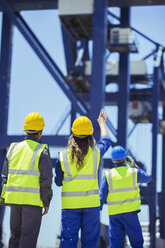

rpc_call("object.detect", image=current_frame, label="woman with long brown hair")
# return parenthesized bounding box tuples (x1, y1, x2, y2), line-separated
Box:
(55, 109, 110, 248)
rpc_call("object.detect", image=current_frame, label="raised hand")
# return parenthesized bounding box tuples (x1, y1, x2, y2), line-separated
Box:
(97, 109, 109, 137)
(97, 109, 107, 126)
(126, 156, 134, 167)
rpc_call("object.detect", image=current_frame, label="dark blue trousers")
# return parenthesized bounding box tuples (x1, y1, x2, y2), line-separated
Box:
(9, 205, 42, 248)
(109, 212, 144, 248)
(61, 207, 100, 248)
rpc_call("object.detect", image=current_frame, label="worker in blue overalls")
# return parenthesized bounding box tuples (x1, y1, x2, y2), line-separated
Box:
(99, 145, 151, 248)
(55, 109, 111, 248)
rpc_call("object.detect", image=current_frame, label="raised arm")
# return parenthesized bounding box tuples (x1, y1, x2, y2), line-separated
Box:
(97, 109, 109, 137)
(126, 155, 151, 184)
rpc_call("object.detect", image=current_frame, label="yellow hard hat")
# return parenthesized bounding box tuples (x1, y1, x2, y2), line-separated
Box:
(24, 112, 45, 131)
(71, 116, 93, 135)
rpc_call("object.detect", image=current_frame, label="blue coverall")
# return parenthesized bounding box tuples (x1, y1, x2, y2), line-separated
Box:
(55, 136, 111, 248)
(99, 164, 151, 248)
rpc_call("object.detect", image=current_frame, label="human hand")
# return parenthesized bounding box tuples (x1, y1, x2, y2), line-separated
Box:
(97, 109, 107, 126)
(42, 206, 49, 216)
(126, 156, 134, 167)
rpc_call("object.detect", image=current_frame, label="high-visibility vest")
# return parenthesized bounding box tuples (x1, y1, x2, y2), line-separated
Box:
(5, 140, 48, 207)
(59, 146, 100, 209)
(105, 166, 141, 215)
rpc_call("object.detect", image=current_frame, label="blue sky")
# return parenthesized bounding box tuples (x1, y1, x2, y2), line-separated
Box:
(1, 4, 165, 247)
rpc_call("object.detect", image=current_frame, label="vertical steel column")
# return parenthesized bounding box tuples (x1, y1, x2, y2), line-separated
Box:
(150, 66, 160, 248)
(0, 12, 13, 180)
(61, 26, 77, 74)
(90, 0, 107, 141)
(159, 107, 165, 239)
(0, 12, 13, 137)
(117, 8, 130, 148)
(70, 106, 76, 134)
(83, 41, 90, 62)
(0, 12, 13, 247)
(61, 27, 78, 134)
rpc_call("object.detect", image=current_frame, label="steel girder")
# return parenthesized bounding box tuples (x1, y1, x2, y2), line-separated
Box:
(0, 12, 13, 136)
(107, 10, 163, 48)
(0, 0, 88, 116)
(0, 0, 89, 151)
(0, 0, 116, 146)
(149, 65, 160, 248)
(61, 26, 80, 133)
(89, 0, 108, 184)
(61, 0, 109, 140)
(0, 0, 165, 12)
(159, 106, 165, 239)
(105, 89, 165, 104)
(117, 7, 130, 148)
(154, 51, 165, 244)
(0, 12, 13, 247)
(89, 0, 108, 141)
(0, 135, 70, 148)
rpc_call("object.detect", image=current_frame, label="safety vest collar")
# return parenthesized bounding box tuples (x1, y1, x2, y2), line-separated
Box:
(7, 143, 18, 164)
(60, 146, 99, 181)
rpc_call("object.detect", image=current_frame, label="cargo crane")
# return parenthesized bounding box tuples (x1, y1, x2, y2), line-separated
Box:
(0, 0, 165, 247)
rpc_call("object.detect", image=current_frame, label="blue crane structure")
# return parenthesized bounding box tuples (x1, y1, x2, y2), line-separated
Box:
(0, 0, 165, 247)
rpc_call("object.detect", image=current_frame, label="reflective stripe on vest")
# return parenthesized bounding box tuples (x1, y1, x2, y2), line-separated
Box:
(8, 143, 43, 177)
(107, 197, 141, 205)
(61, 147, 98, 181)
(7, 143, 18, 163)
(62, 189, 99, 197)
(6, 186, 40, 194)
(107, 168, 139, 194)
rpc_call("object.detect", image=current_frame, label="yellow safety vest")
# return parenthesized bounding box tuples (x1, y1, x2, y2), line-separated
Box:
(59, 146, 100, 209)
(105, 166, 141, 215)
(4, 140, 48, 207)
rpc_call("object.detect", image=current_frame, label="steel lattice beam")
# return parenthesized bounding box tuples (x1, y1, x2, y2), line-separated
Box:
(117, 7, 130, 148)
(89, 0, 108, 140)
(0, 0, 88, 117)
(149, 66, 161, 248)
(0, 0, 165, 12)
(0, 12, 13, 246)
